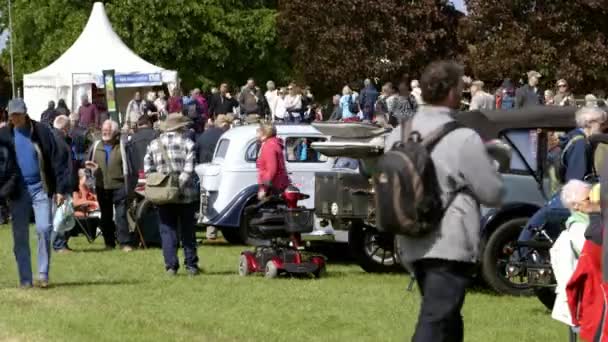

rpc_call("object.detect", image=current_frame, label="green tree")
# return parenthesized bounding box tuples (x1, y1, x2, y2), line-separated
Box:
(0, 0, 291, 91)
(462, 0, 608, 92)
(277, 0, 463, 96)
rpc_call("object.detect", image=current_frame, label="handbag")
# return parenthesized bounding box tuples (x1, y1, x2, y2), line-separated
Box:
(145, 141, 181, 205)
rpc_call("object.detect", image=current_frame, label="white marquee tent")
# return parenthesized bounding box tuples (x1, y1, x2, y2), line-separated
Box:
(24, 2, 178, 121)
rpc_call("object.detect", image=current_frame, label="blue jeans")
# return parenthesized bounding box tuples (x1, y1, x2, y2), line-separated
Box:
(518, 192, 570, 252)
(158, 203, 199, 271)
(10, 182, 53, 285)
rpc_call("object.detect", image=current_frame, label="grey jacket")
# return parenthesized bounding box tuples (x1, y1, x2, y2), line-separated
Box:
(386, 106, 505, 263)
(515, 84, 543, 108)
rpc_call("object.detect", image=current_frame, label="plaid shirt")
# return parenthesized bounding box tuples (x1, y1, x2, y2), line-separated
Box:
(143, 132, 198, 203)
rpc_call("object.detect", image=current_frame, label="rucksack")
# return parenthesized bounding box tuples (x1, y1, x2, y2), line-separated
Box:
(373, 119, 463, 237)
(500, 89, 516, 109)
(348, 95, 359, 114)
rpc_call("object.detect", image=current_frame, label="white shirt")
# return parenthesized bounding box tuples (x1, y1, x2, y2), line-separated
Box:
(284, 94, 302, 116)
(265, 90, 279, 118)
(274, 96, 287, 119)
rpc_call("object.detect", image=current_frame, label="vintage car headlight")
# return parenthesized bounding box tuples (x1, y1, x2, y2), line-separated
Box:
(331, 203, 339, 216)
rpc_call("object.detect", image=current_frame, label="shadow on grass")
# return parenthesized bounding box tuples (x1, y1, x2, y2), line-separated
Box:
(51, 279, 142, 288)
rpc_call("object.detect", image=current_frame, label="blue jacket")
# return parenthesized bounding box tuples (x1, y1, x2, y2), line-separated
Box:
(0, 117, 71, 197)
(561, 129, 593, 182)
(360, 85, 379, 116)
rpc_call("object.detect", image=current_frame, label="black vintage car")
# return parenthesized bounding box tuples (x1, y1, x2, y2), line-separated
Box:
(311, 106, 577, 300)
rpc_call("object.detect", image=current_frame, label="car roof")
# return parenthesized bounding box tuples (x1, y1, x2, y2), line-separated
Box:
(219, 124, 324, 141)
(454, 106, 577, 140)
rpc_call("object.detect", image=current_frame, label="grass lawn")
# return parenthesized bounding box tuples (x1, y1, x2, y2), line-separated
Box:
(0, 225, 565, 342)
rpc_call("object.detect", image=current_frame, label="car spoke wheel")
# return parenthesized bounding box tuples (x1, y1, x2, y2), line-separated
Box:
(481, 217, 534, 296)
(348, 221, 403, 273)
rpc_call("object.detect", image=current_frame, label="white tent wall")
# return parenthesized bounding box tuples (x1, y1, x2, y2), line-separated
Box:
(23, 86, 56, 121)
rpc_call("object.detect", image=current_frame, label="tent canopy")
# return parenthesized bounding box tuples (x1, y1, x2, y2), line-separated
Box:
(24, 2, 177, 119)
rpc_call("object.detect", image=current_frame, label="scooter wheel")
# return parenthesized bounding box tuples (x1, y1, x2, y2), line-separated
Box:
(239, 254, 251, 276)
(265, 260, 279, 279)
(314, 264, 327, 279)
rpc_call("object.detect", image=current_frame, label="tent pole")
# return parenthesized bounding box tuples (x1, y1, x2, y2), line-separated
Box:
(8, 0, 16, 99)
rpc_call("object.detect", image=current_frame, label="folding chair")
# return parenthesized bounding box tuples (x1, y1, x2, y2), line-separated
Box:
(72, 206, 100, 243)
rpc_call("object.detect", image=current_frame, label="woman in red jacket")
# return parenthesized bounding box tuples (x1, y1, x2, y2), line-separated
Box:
(256, 123, 291, 200)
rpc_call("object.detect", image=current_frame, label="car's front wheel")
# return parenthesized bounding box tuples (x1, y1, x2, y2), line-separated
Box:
(348, 220, 403, 273)
(481, 217, 535, 296)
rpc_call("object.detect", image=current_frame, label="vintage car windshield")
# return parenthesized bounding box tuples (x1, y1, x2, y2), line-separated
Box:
(502, 129, 538, 172)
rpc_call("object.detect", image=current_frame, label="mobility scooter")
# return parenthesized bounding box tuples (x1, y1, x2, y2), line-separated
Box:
(238, 186, 327, 278)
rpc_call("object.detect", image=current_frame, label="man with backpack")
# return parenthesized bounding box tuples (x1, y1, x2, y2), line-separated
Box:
(383, 61, 504, 342)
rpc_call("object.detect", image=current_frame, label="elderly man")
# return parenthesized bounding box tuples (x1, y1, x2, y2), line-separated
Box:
(265, 81, 278, 120)
(0, 99, 71, 288)
(239, 78, 264, 120)
(518, 106, 606, 249)
(78, 95, 100, 129)
(125, 92, 144, 131)
(144, 113, 200, 275)
(516, 70, 544, 108)
(127, 115, 158, 175)
(51, 115, 76, 253)
(554, 79, 576, 107)
(469, 80, 495, 110)
(209, 83, 239, 118)
(360, 79, 379, 122)
(87, 120, 134, 251)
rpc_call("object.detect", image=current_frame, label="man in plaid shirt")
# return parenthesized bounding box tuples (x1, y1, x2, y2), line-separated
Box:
(144, 113, 200, 276)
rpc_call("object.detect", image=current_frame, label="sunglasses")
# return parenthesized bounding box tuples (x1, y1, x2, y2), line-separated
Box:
(558, 84, 567, 87)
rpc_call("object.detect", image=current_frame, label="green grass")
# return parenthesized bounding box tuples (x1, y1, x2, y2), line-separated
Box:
(0, 225, 565, 342)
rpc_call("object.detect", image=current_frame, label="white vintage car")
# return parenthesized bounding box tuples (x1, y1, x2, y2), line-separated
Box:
(195, 124, 334, 244)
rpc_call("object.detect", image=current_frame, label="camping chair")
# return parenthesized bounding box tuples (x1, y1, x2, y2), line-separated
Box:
(72, 206, 101, 243)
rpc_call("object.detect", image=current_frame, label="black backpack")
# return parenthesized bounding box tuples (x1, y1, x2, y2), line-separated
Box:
(373, 119, 462, 237)
(348, 95, 359, 114)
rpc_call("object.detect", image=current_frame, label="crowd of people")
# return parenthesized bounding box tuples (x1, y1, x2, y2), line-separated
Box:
(2, 67, 608, 341)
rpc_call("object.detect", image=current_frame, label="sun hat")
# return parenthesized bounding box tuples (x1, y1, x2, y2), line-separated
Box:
(160, 113, 191, 132)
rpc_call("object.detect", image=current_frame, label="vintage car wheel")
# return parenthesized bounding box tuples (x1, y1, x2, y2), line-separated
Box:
(348, 221, 403, 273)
(481, 217, 535, 296)
(534, 287, 556, 311)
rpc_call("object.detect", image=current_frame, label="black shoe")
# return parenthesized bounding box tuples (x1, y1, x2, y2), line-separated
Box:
(166, 269, 177, 277)
(186, 267, 200, 277)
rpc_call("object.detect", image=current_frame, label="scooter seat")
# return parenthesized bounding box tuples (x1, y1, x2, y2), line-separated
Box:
(254, 224, 290, 238)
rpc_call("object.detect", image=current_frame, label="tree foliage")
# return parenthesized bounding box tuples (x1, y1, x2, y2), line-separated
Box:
(278, 0, 463, 95)
(462, 0, 608, 92)
(0, 0, 290, 91)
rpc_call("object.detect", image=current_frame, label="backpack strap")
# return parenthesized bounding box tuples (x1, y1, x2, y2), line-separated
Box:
(422, 121, 463, 152)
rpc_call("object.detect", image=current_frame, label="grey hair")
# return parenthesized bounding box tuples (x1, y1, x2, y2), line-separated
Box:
(575, 106, 606, 128)
(266, 80, 275, 88)
(103, 119, 120, 134)
(560, 179, 591, 210)
(53, 115, 70, 130)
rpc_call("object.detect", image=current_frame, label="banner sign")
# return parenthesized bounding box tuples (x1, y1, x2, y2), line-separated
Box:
(102, 69, 119, 123)
(115, 73, 162, 86)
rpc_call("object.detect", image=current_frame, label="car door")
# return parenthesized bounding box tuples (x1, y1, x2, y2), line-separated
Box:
(281, 134, 332, 209)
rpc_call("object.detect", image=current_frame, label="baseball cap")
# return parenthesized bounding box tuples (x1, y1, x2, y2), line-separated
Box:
(7, 98, 27, 115)
(527, 70, 542, 79)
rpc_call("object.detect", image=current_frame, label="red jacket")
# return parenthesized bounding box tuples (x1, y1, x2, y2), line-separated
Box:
(567, 241, 604, 341)
(257, 136, 290, 193)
